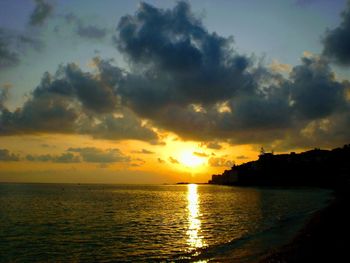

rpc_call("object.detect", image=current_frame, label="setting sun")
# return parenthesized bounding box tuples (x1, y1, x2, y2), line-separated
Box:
(179, 150, 207, 168)
(1, 0, 349, 262)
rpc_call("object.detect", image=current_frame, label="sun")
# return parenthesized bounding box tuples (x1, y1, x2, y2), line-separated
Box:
(179, 150, 206, 168)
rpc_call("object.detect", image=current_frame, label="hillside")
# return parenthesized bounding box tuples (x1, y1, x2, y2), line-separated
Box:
(209, 145, 350, 189)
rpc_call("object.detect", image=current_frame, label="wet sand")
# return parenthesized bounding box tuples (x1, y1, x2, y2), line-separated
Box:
(259, 190, 350, 263)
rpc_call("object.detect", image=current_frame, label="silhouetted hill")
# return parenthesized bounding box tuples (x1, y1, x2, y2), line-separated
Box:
(209, 144, 350, 189)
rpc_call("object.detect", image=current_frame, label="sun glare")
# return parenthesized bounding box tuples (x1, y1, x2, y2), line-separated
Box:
(187, 184, 204, 249)
(179, 150, 206, 168)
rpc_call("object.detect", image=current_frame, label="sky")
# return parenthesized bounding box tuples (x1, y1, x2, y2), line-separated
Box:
(0, 0, 350, 184)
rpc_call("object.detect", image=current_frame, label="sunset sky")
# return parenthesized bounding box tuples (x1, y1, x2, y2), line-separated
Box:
(1, 0, 350, 183)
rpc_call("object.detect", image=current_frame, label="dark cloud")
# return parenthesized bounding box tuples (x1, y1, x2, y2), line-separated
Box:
(201, 141, 222, 150)
(207, 142, 222, 149)
(168, 157, 179, 164)
(77, 25, 107, 39)
(0, 28, 44, 69)
(0, 93, 78, 135)
(208, 157, 234, 167)
(113, 2, 348, 148)
(156, 56, 347, 144)
(64, 13, 78, 24)
(26, 153, 80, 163)
(236, 155, 248, 160)
(131, 149, 155, 154)
(289, 57, 346, 119)
(25, 148, 132, 164)
(116, 1, 251, 116)
(0, 29, 20, 69)
(55, 153, 80, 163)
(130, 157, 146, 167)
(68, 147, 130, 163)
(295, 0, 329, 6)
(158, 158, 165, 164)
(63, 13, 107, 40)
(111, 2, 294, 143)
(0, 60, 158, 142)
(0, 149, 20, 161)
(81, 111, 158, 141)
(323, 2, 350, 65)
(2, 1, 350, 151)
(26, 154, 51, 162)
(273, 111, 350, 151)
(33, 62, 121, 114)
(18, 35, 44, 52)
(193, 152, 208, 157)
(29, 0, 53, 26)
(0, 85, 10, 110)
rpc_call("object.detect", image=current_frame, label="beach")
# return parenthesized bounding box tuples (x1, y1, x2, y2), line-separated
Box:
(259, 189, 350, 263)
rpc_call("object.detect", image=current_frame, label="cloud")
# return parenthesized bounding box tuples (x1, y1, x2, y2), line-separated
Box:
(130, 157, 146, 167)
(193, 151, 208, 157)
(0, 149, 20, 161)
(81, 111, 158, 141)
(2, 1, 350, 151)
(40, 143, 55, 148)
(270, 59, 292, 73)
(274, 112, 350, 151)
(0, 92, 78, 135)
(323, 2, 350, 65)
(158, 158, 165, 164)
(112, 2, 295, 143)
(33, 62, 121, 114)
(26, 153, 80, 163)
(77, 25, 107, 39)
(68, 147, 130, 163)
(168, 156, 179, 164)
(0, 84, 10, 110)
(294, 0, 325, 6)
(0, 29, 20, 69)
(236, 155, 248, 160)
(131, 149, 155, 154)
(0, 60, 158, 142)
(29, 0, 53, 26)
(289, 57, 347, 120)
(113, 1, 349, 147)
(25, 148, 132, 164)
(63, 13, 107, 40)
(115, 1, 251, 117)
(0, 28, 44, 69)
(54, 153, 80, 163)
(208, 157, 234, 167)
(201, 141, 222, 150)
(18, 35, 44, 52)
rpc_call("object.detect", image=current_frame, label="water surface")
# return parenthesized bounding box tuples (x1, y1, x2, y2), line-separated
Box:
(0, 183, 330, 262)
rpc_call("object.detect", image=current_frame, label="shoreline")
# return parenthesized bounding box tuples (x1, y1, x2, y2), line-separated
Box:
(258, 190, 350, 262)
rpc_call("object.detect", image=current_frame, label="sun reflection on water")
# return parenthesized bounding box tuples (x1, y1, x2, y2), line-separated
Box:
(187, 184, 204, 250)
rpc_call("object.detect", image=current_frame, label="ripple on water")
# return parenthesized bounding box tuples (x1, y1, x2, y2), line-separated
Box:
(0, 183, 331, 262)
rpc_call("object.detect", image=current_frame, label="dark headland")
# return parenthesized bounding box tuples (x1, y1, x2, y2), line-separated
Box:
(208, 144, 350, 262)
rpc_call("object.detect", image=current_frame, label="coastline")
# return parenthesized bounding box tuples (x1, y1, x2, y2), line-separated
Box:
(258, 190, 350, 262)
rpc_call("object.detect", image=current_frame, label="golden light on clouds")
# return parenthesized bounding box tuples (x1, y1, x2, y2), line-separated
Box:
(269, 59, 292, 74)
(0, 131, 259, 183)
(179, 150, 207, 168)
(156, 135, 211, 175)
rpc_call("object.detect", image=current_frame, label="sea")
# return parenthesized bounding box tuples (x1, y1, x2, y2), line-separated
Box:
(0, 183, 331, 262)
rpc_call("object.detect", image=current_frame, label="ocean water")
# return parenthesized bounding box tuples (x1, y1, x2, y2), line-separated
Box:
(0, 183, 330, 262)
